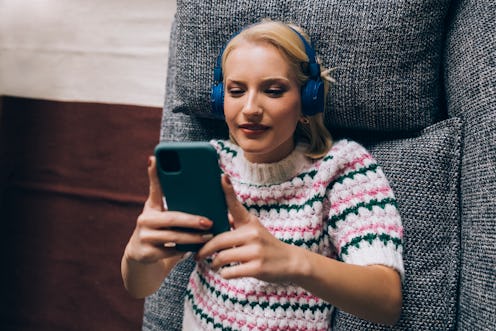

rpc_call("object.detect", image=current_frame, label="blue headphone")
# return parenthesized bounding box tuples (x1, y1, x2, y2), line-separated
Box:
(210, 27, 325, 118)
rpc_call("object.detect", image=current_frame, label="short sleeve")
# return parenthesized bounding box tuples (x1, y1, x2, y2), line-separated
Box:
(326, 142, 404, 278)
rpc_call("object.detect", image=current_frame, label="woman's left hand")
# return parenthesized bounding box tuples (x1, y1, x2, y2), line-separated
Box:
(196, 175, 301, 283)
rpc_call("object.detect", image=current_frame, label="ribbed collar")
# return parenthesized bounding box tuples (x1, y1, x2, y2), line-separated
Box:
(228, 142, 312, 185)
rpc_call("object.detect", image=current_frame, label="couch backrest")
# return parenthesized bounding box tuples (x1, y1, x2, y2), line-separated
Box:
(444, 0, 496, 329)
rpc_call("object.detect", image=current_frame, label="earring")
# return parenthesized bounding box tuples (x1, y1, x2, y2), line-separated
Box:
(300, 117, 310, 125)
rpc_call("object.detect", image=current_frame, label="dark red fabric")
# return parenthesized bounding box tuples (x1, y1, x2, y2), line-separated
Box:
(0, 97, 162, 331)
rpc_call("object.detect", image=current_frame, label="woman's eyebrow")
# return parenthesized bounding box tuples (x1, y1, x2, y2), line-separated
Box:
(260, 77, 291, 84)
(226, 77, 290, 84)
(225, 78, 244, 85)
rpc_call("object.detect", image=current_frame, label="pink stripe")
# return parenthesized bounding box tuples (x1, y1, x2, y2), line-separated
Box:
(198, 266, 321, 304)
(265, 223, 324, 236)
(343, 153, 373, 170)
(238, 191, 307, 204)
(331, 186, 392, 213)
(189, 280, 245, 328)
(337, 223, 403, 252)
(312, 179, 332, 191)
(189, 278, 326, 331)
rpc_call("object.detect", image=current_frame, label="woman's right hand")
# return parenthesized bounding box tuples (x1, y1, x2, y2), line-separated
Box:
(121, 156, 213, 298)
(125, 156, 214, 264)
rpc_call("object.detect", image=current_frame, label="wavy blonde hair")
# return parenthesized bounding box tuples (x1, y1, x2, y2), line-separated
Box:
(221, 20, 333, 159)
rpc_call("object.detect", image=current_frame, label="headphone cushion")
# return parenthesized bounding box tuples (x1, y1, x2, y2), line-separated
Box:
(210, 82, 225, 118)
(301, 79, 325, 116)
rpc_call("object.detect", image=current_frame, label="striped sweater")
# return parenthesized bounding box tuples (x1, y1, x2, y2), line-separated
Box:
(183, 139, 404, 331)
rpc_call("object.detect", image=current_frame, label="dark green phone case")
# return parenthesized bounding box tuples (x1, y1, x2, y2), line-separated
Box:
(154, 141, 229, 251)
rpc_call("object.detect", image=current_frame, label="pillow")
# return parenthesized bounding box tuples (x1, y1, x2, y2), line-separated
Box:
(333, 118, 462, 329)
(165, 0, 452, 132)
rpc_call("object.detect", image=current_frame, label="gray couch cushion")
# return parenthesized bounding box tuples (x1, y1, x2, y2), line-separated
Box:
(143, 258, 194, 331)
(444, 0, 496, 328)
(165, 0, 452, 132)
(333, 118, 462, 330)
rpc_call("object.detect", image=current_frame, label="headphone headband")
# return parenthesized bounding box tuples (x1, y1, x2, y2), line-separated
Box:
(288, 27, 321, 78)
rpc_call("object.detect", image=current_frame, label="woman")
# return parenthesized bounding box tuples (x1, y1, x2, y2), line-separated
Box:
(122, 20, 404, 330)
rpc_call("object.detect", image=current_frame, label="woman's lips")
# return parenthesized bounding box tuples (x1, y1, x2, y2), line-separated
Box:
(238, 123, 269, 135)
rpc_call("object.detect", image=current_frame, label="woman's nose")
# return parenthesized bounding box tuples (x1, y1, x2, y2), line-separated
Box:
(241, 91, 262, 117)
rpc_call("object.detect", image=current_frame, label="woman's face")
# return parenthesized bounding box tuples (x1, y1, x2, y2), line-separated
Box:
(223, 41, 302, 163)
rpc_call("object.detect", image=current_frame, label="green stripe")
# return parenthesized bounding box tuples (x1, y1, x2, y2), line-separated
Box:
(334, 163, 380, 185)
(340, 233, 402, 259)
(218, 140, 238, 158)
(186, 290, 232, 331)
(191, 270, 331, 314)
(244, 193, 323, 213)
(280, 230, 328, 248)
(328, 198, 398, 229)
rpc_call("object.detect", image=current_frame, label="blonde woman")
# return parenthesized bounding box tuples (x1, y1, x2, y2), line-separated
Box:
(122, 20, 404, 330)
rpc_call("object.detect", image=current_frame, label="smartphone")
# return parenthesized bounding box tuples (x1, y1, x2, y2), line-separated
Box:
(154, 141, 230, 251)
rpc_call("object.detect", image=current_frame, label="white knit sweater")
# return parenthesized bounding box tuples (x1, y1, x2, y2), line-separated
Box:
(182, 139, 404, 331)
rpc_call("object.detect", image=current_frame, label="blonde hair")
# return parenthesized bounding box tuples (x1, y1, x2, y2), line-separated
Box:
(221, 20, 333, 159)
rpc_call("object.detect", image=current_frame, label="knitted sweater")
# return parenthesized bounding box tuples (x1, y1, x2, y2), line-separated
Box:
(183, 139, 404, 331)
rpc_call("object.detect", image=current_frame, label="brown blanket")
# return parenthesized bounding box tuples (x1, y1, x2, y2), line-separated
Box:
(1, 97, 162, 331)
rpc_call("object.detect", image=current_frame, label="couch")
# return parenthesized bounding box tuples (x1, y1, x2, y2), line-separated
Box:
(143, 0, 495, 329)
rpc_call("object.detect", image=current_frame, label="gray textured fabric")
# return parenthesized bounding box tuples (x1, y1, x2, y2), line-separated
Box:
(165, 0, 452, 132)
(161, 18, 229, 142)
(444, 0, 496, 329)
(333, 119, 462, 330)
(143, 258, 194, 331)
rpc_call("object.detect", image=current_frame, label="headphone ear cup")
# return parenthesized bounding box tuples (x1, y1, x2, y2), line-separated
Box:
(210, 82, 225, 118)
(301, 79, 325, 116)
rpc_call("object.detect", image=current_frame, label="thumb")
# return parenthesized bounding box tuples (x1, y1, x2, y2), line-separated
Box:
(144, 156, 165, 211)
(221, 175, 251, 226)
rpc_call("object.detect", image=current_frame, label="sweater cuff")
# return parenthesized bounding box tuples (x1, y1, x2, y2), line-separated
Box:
(342, 242, 405, 281)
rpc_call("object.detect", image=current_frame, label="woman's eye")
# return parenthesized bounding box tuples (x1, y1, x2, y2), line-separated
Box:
(265, 88, 284, 97)
(228, 89, 244, 97)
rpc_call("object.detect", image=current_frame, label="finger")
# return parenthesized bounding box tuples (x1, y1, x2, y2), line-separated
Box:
(144, 156, 165, 211)
(219, 260, 260, 280)
(209, 245, 254, 270)
(138, 210, 213, 232)
(196, 227, 248, 259)
(221, 175, 251, 226)
(144, 228, 214, 247)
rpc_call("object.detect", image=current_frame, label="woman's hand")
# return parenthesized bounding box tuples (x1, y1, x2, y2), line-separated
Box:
(125, 156, 214, 263)
(121, 156, 214, 298)
(196, 175, 302, 284)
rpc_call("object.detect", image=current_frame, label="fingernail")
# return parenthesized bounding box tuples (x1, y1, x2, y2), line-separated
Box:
(199, 218, 212, 228)
(202, 233, 214, 241)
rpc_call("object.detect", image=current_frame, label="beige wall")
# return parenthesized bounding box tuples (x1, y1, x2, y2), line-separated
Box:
(0, 0, 176, 107)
